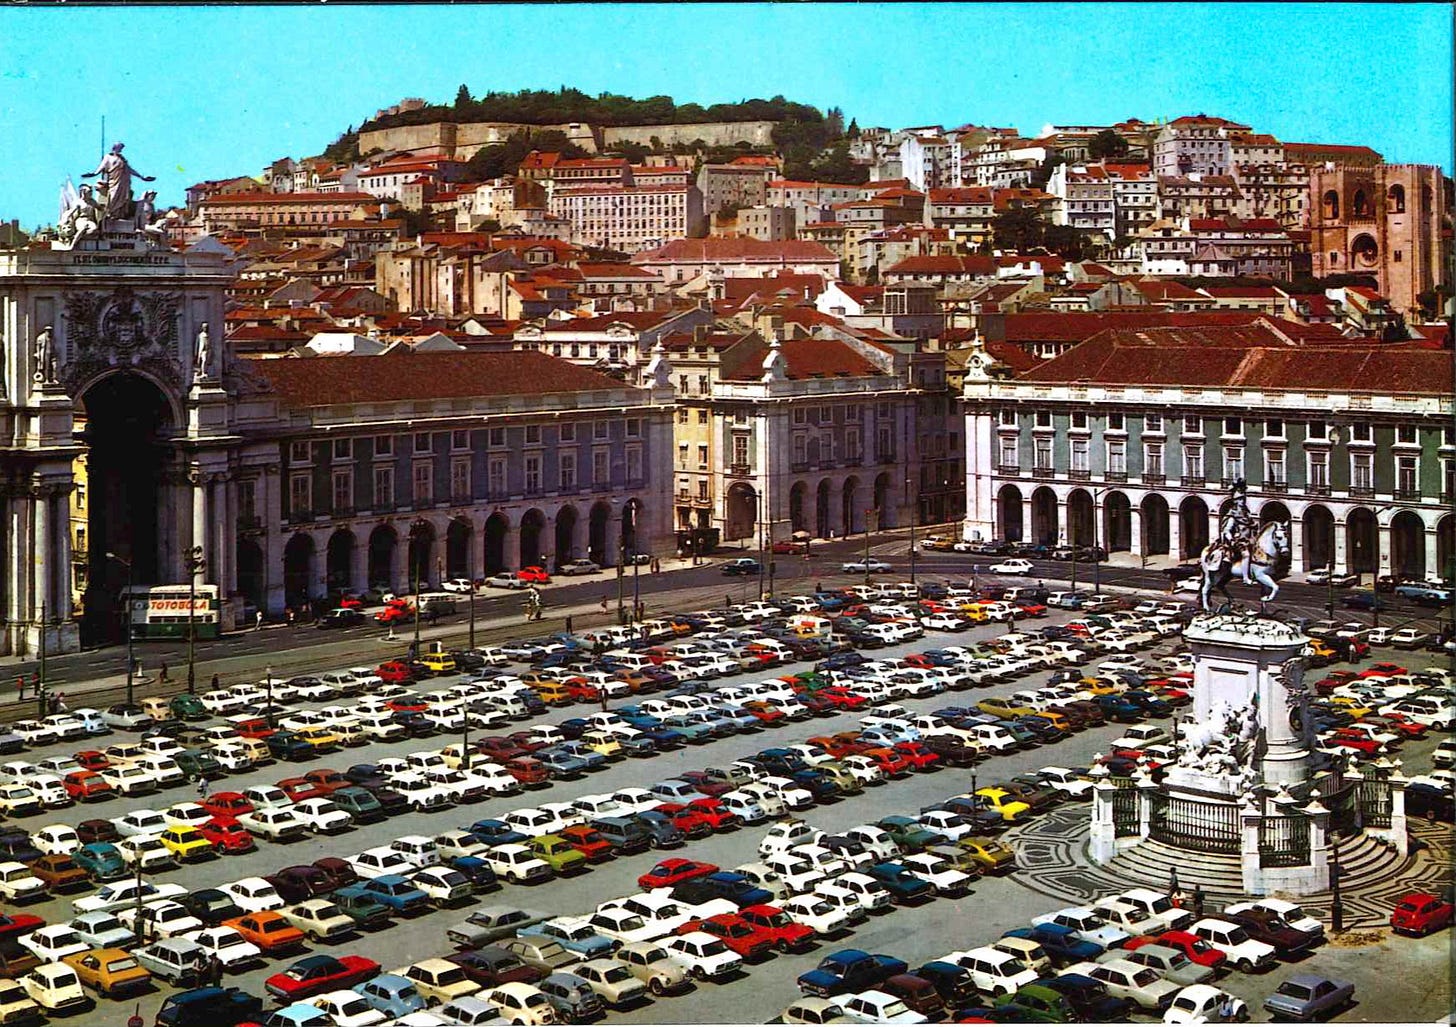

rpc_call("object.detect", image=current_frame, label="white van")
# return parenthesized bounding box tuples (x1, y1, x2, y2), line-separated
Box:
(969, 724, 1020, 753)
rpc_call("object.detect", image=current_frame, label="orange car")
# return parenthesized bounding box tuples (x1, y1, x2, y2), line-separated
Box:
(225, 911, 305, 954)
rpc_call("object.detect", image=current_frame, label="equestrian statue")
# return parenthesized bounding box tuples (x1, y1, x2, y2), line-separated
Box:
(1198, 478, 1290, 612)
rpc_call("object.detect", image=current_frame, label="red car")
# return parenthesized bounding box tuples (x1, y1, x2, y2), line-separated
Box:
(374, 604, 414, 626)
(678, 771, 735, 798)
(201, 792, 254, 819)
(817, 688, 868, 711)
(892, 741, 941, 772)
(680, 913, 775, 960)
(63, 770, 114, 801)
(0, 913, 45, 944)
(303, 769, 351, 793)
(808, 734, 870, 760)
(637, 858, 719, 891)
(685, 797, 740, 830)
(264, 953, 380, 1001)
(1315, 671, 1358, 694)
(796, 693, 837, 716)
(1133, 931, 1228, 970)
(1327, 730, 1381, 755)
(386, 694, 429, 713)
(515, 566, 551, 584)
(771, 540, 807, 554)
(863, 746, 913, 777)
(652, 802, 713, 838)
(567, 681, 605, 703)
(1390, 891, 1454, 936)
(559, 825, 615, 863)
(499, 757, 549, 786)
(901, 653, 938, 669)
(1375, 713, 1428, 739)
(1015, 601, 1048, 618)
(1357, 662, 1408, 679)
(277, 777, 327, 803)
(198, 817, 256, 854)
(376, 660, 416, 684)
(740, 702, 787, 726)
(506, 731, 546, 753)
(74, 750, 110, 772)
(738, 904, 816, 952)
(336, 595, 364, 610)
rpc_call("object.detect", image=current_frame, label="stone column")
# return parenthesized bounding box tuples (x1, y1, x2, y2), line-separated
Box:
(1301, 796, 1332, 891)
(1239, 799, 1265, 895)
(1056, 496, 1068, 546)
(349, 532, 368, 593)
(1135, 769, 1157, 842)
(6, 488, 28, 640)
(1288, 516, 1305, 574)
(1333, 518, 1348, 574)
(32, 485, 49, 624)
(467, 522, 484, 582)
(1387, 770, 1409, 856)
(1089, 777, 1118, 864)
(1129, 507, 1143, 559)
(390, 529, 409, 592)
(1168, 510, 1182, 562)
(1376, 520, 1391, 579)
(221, 475, 238, 596)
(1424, 529, 1440, 583)
(1021, 495, 1034, 545)
(53, 488, 72, 620)
(191, 473, 209, 584)
(261, 465, 286, 617)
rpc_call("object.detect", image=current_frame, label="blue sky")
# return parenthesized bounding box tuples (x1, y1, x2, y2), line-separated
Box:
(1, 3, 1450, 227)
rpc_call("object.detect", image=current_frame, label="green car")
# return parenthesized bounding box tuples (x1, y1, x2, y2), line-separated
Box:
(529, 835, 588, 874)
(169, 694, 208, 721)
(332, 889, 394, 930)
(75, 842, 126, 881)
(175, 749, 224, 779)
(818, 762, 864, 796)
(994, 984, 1072, 1023)
(876, 815, 946, 852)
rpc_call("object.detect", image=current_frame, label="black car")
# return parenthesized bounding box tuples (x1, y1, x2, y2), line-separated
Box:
(1406, 782, 1455, 822)
(1341, 592, 1387, 611)
(449, 650, 487, 672)
(721, 558, 763, 577)
(445, 945, 544, 987)
(343, 764, 387, 788)
(359, 782, 408, 815)
(1041, 973, 1136, 1022)
(391, 711, 437, 737)
(914, 961, 978, 1006)
(181, 888, 244, 926)
(265, 731, 314, 762)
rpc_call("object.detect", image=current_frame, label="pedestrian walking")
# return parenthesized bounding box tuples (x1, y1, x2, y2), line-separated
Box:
(1192, 884, 1205, 920)
(47, 694, 59, 715)
(197, 777, 210, 799)
(159, 661, 169, 684)
(815, 581, 823, 593)
(55, 693, 67, 713)
(428, 606, 439, 626)
(565, 615, 573, 633)
(31, 671, 40, 694)
(132, 658, 142, 680)
(15, 677, 23, 703)
(209, 954, 223, 987)
(599, 595, 608, 615)
(254, 610, 264, 631)
(210, 674, 220, 691)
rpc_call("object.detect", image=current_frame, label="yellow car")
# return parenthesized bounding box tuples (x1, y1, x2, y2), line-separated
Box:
(954, 604, 991, 623)
(955, 836, 1017, 873)
(530, 681, 572, 706)
(976, 697, 1036, 718)
(158, 826, 214, 862)
(1327, 695, 1373, 717)
(1077, 678, 1121, 696)
(1304, 639, 1337, 663)
(420, 652, 457, 674)
(973, 787, 1032, 822)
(295, 725, 343, 753)
(62, 948, 151, 998)
(580, 731, 624, 759)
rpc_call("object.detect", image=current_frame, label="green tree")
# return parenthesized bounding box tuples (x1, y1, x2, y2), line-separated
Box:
(992, 206, 1043, 251)
(1030, 152, 1063, 190)
(1088, 129, 1129, 160)
(322, 127, 360, 164)
(454, 84, 472, 109)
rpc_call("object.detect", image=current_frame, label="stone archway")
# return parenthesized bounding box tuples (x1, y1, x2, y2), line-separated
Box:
(1303, 505, 1334, 570)
(367, 525, 397, 591)
(407, 520, 436, 587)
(1140, 494, 1170, 556)
(554, 506, 578, 568)
(1103, 491, 1132, 552)
(1391, 511, 1425, 579)
(283, 533, 316, 607)
(236, 539, 264, 612)
(789, 482, 808, 534)
(816, 479, 832, 538)
(873, 474, 893, 528)
(445, 518, 472, 580)
(1346, 507, 1377, 575)
(484, 513, 509, 574)
(998, 484, 1024, 542)
(622, 499, 642, 556)
(587, 503, 610, 566)
(1067, 489, 1094, 547)
(842, 477, 861, 535)
(1031, 487, 1058, 546)
(1179, 496, 1209, 559)
(77, 371, 178, 644)
(725, 484, 757, 542)
(519, 509, 545, 568)
(325, 529, 355, 595)
(1259, 501, 1291, 525)
(1438, 515, 1455, 582)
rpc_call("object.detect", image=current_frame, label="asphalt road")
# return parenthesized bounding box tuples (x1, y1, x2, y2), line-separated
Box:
(5, 581, 1450, 1026)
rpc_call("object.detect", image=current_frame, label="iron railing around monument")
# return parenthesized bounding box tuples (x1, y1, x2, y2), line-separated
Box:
(1259, 815, 1311, 868)
(1148, 792, 1241, 854)
(1357, 778, 1392, 829)
(1112, 786, 1140, 837)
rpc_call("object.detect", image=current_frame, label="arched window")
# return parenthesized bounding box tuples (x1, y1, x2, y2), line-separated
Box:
(1322, 190, 1340, 220)
(1388, 183, 1406, 213)
(1352, 189, 1370, 217)
(1328, 251, 1341, 267)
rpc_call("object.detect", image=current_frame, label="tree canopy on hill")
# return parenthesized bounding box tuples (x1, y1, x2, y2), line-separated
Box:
(361, 87, 830, 131)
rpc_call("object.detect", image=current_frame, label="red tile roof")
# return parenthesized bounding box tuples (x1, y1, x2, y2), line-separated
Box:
(573, 262, 659, 279)
(253, 350, 629, 407)
(1001, 311, 1271, 343)
(885, 254, 997, 276)
(199, 191, 375, 206)
(722, 337, 884, 381)
(723, 272, 825, 302)
(632, 238, 837, 264)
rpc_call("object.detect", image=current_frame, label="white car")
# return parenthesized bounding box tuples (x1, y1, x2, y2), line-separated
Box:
(0, 784, 42, 816)
(123, 900, 204, 941)
(780, 894, 855, 936)
(485, 845, 552, 884)
(242, 785, 294, 811)
(220, 877, 284, 913)
(308, 989, 387, 1027)
(485, 574, 528, 590)
(290, 798, 354, 834)
(841, 989, 928, 1024)
(990, 558, 1034, 575)
(759, 819, 825, 859)
(184, 925, 262, 971)
(162, 803, 212, 830)
(33, 824, 81, 857)
(898, 853, 974, 897)
(115, 836, 177, 872)
(441, 578, 477, 594)
(662, 930, 743, 981)
(349, 847, 417, 880)
(1189, 918, 1277, 973)
(19, 963, 87, 1013)
(1163, 983, 1249, 1023)
(20, 925, 89, 962)
(840, 559, 893, 574)
(237, 807, 308, 842)
(112, 808, 169, 838)
(72, 879, 187, 915)
(588, 908, 670, 946)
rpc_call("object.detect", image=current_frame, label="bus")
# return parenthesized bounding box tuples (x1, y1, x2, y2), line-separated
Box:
(123, 584, 220, 641)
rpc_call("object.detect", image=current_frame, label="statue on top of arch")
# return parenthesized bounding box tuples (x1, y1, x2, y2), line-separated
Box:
(53, 143, 170, 250)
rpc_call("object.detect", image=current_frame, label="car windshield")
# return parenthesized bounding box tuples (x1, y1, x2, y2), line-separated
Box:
(698, 939, 728, 956)
(1133, 968, 1159, 986)
(1224, 927, 1250, 943)
(106, 958, 139, 972)
(1277, 983, 1313, 999)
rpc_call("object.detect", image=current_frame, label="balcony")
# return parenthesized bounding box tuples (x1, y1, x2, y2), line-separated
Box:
(1142, 473, 1165, 485)
(995, 464, 1022, 475)
(790, 461, 810, 472)
(450, 492, 473, 505)
(1350, 485, 1375, 498)
(331, 506, 354, 519)
(237, 514, 264, 534)
(1394, 487, 1421, 500)
(728, 462, 751, 477)
(1032, 464, 1054, 478)
(1068, 469, 1091, 481)
(287, 508, 313, 524)
(1307, 483, 1331, 496)
(1105, 470, 1128, 482)
(1181, 476, 1206, 488)
(842, 456, 862, 467)
(1263, 480, 1288, 493)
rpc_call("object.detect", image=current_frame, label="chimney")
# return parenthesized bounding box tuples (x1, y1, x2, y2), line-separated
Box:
(769, 315, 785, 340)
(693, 325, 708, 344)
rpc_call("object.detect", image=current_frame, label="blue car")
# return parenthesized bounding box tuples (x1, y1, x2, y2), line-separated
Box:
(75, 842, 127, 881)
(447, 856, 498, 891)
(797, 949, 907, 998)
(468, 819, 527, 847)
(336, 875, 429, 915)
(354, 974, 425, 1018)
(1003, 923, 1104, 965)
(520, 919, 618, 959)
(534, 748, 591, 777)
(557, 741, 608, 770)
(264, 1004, 331, 1027)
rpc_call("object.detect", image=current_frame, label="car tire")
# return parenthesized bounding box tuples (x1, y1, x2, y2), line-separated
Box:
(1238, 958, 1254, 972)
(650, 977, 667, 996)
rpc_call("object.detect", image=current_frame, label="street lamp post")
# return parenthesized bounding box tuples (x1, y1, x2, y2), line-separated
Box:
(906, 477, 917, 585)
(1329, 829, 1344, 932)
(185, 546, 205, 695)
(106, 552, 135, 706)
(264, 665, 275, 729)
(863, 509, 876, 587)
(410, 520, 428, 655)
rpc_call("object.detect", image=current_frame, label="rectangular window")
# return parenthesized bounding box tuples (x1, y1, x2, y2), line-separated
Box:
(877, 426, 893, 460)
(450, 430, 469, 451)
(1070, 411, 1088, 429)
(1223, 446, 1244, 482)
(450, 458, 470, 500)
(1307, 419, 1327, 440)
(289, 473, 311, 515)
(412, 463, 433, 504)
(373, 466, 394, 509)
(1444, 425, 1455, 447)
(1266, 450, 1286, 485)
(697, 478, 709, 500)
(626, 419, 641, 438)
(627, 447, 642, 482)
(697, 444, 709, 468)
(487, 457, 505, 496)
(238, 479, 255, 519)
(1308, 450, 1329, 488)
(1035, 410, 1053, 428)
(1183, 445, 1204, 480)
(1034, 437, 1053, 471)
(999, 439, 1019, 467)
(1443, 457, 1455, 498)
(1265, 419, 1284, 438)
(1070, 438, 1089, 471)
(1351, 423, 1372, 442)
(593, 421, 609, 440)
(1397, 424, 1417, 445)
(1145, 442, 1164, 477)
(524, 425, 541, 445)
(1183, 416, 1202, 436)
(488, 427, 505, 447)
(413, 433, 431, 454)
(793, 436, 806, 464)
(1107, 412, 1124, 431)
(559, 422, 576, 442)
(1396, 455, 1418, 495)
(793, 408, 807, 425)
(1107, 440, 1126, 474)
(331, 469, 352, 512)
(374, 435, 393, 457)
(697, 409, 708, 424)
(1145, 413, 1163, 433)
(332, 438, 352, 461)
(1223, 417, 1241, 436)
(523, 456, 541, 493)
(593, 449, 609, 484)
(289, 440, 311, 464)
(846, 430, 861, 460)
(696, 375, 709, 396)
(1351, 452, 1373, 490)
(732, 435, 749, 466)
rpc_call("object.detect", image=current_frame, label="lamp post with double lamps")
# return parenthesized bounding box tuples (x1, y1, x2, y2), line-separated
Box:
(184, 546, 205, 695)
(106, 552, 136, 706)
